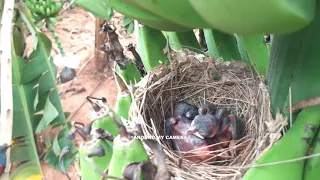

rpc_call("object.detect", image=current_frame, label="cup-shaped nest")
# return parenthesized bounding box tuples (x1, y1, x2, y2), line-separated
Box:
(130, 50, 287, 179)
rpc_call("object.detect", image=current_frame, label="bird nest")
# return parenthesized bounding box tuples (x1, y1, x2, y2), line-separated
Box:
(129, 50, 288, 180)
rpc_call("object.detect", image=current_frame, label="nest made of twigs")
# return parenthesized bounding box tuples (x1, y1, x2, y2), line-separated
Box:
(129, 50, 288, 180)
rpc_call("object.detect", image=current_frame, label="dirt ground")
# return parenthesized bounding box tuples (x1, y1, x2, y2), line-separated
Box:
(24, 7, 135, 179)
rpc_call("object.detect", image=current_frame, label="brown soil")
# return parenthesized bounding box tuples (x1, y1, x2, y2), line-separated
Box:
(24, 6, 135, 179)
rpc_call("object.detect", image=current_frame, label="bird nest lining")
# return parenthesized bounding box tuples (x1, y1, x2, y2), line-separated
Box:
(129, 50, 287, 180)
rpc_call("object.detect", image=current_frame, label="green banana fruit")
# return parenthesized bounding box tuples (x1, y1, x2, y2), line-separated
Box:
(115, 60, 142, 85)
(46, 0, 52, 6)
(26, 1, 33, 10)
(188, 0, 316, 35)
(35, 4, 41, 14)
(41, 1, 47, 9)
(137, 25, 170, 72)
(203, 29, 241, 61)
(30, 0, 37, 4)
(104, 0, 192, 32)
(79, 140, 113, 180)
(54, 2, 63, 13)
(165, 30, 203, 53)
(39, 6, 46, 16)
(235, 35, 249, 62)
(92, 116, 119, 137)
(113, 71, 133, 120)
(243, 105, 320, 180)
(32, 12, 45, 22)
(107, 133, 149, 179)
(46, 7, 51, 17)
(49, 5, 55, 16)
(50, 3, 56, 15)
(132, 0, 211, 28)
(240, 34, 269, 76)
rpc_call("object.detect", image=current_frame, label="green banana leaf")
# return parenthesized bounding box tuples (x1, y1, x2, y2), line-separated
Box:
(10, 41, 43, 180)
(13, 3, 76, 172)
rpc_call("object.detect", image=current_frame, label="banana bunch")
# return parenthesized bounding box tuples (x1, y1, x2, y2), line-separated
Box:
(26, 0, 64, 20)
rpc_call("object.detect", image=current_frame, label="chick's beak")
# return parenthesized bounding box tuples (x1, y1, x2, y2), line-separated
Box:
(187, 127, 204, 139)
(187, 126, 196, 134)
(194, 132, 204, 139)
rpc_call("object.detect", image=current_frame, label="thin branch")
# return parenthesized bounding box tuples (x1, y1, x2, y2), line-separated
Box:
(0, 0, 15, 174)
(286, 96, 320, 114)
(67, 78, 105, 121)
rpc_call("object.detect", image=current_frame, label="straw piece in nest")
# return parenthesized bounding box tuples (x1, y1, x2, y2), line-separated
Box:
(130, 49, 287, 180)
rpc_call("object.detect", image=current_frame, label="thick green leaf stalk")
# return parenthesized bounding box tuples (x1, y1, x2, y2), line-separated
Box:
(137, 25, 170, 72)
(203, 29, 241, 61)
(79, 140, 113, 180)
(240, 34, 269, 76)
(267, 0, 320, 117)
(165, 30, 202, 53)
(243, 105, 320, 180)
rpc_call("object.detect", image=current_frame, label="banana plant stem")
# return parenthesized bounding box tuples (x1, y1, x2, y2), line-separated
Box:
(46, 18, 66, 57)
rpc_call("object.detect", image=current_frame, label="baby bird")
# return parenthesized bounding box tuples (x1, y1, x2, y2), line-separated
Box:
(165, 116, 218, 163)
(215, 114, 245, 148)
(214, 108, 230, 121)
(186, 114, 221, 139)
(174, 102, 198, 121)
(198, 104, 217, 116)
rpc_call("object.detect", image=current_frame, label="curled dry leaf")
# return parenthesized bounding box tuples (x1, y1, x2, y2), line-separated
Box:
(87, 145, 105, 158)
(93, 128, 115, 142)
(123, 161, 155, 180)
